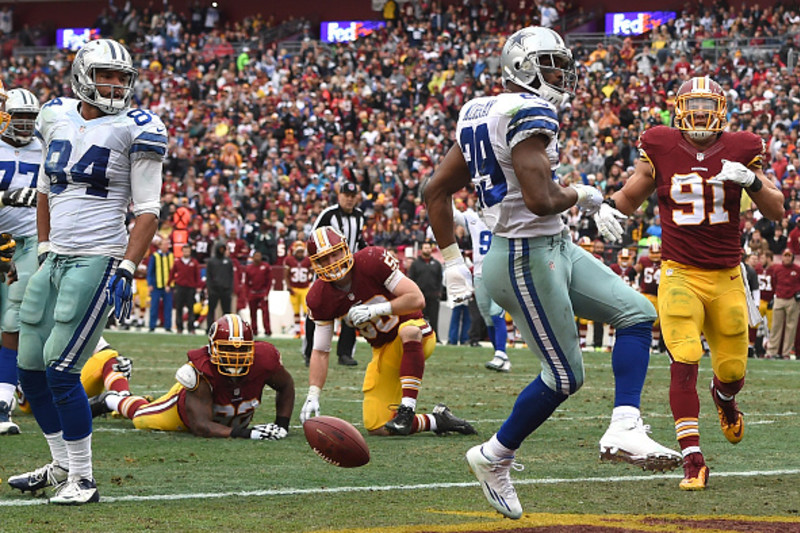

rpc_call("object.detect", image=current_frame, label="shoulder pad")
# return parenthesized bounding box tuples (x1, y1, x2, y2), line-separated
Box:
(175, 363, 200, 391)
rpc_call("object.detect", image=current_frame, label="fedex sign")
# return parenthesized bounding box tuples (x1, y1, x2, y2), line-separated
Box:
(321, 21, 386, 43)
(605, 11, 676, 36)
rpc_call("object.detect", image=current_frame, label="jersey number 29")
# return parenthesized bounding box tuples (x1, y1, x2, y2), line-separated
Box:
(460, 124, 507, 209)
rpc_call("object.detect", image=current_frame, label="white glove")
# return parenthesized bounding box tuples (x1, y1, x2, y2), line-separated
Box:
(300, 386, 321, 423)
(571, 184, 604, 215)
(444, 260, 473, 306)
(250, 423, 288, 440)
(112, 355, 133, 379)
(347, 302, 392, 327)
(593, 202, 628, 243)
(708, 159, 755, 187)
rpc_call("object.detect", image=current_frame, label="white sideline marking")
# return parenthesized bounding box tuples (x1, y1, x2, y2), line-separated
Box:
(3, 468, 800, 507)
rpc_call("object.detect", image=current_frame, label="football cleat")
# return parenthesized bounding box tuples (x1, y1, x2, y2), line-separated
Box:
(49, 478, 100, 505)
(0, 400, 20, 435)
(710, 381, 744, 444)
(384, 404, 415, 435)
(485, 354, 511, 372)
(7, 462, 68, 493)
(432, 403, 477, 435)
(89, 390, 127, 418)
(465, 445, 523, 519)
(599, 417, 682, 472)
(679, 452, 709, 491)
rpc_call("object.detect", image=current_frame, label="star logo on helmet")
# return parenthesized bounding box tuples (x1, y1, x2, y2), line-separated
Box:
(508, 30, 528, 51)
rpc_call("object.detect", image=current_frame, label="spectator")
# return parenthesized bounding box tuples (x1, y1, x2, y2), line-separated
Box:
(148, 238, 175, 333)
(171, 244, 204, 334)
(766, 249, 800, 359)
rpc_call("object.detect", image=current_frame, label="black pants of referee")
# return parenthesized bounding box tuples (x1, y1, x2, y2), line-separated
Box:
(304, 317, 357, 363)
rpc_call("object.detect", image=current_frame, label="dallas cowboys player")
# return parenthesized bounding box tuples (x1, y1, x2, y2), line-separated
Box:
(0, 88, 42, 436)
(8, 39, 164, 505)
(452, 201, 510, 371)
(424, 26, 680, 519)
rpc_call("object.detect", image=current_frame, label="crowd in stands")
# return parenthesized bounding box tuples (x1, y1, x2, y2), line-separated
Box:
(0, 0, 799, 337)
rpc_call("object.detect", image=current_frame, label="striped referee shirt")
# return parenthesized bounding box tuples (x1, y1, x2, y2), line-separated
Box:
(312, 205, 367, 253)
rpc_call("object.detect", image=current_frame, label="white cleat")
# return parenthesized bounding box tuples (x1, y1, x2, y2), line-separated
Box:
(485, 354, 511, 372)
(466, 445, 523, 519)
(599, 417, 682, 472)
(49, 478, 99, 505)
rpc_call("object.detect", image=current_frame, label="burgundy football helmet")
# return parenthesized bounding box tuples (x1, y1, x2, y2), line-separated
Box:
(208, 314, 254, 376)
(307, 226, 353, 282)
(674, 76, 727, 141)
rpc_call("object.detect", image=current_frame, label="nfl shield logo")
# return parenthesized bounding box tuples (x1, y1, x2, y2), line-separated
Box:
(696, 152, 705, 161)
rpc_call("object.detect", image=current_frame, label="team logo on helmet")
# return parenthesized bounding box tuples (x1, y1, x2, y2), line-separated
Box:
(307, 227, 353, 282)
(208, 314, 255, 377)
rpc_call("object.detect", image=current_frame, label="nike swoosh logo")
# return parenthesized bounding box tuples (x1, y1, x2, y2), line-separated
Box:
(730, 274, 740, 280)
(156, 127, 165, 132)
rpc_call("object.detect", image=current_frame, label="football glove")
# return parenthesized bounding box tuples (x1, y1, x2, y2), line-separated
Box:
(112, 355, 133, 379)
(443, 259, 473, 306)
(106, 259, 136, 321)
(250, 423, 288, 441)
(37, 241, 50, 266)
(0, 187, 37, 208)
(571, 184, 604, 215)
(593, 202, 628, 243)
(708, 159, 755, 188)
(300, 386, 321, 423)
(0, 233, 15, 272)
(0, 261, 17, 285)
(347, 302, 392, 327)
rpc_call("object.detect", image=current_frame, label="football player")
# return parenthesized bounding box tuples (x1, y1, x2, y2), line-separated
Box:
(610, 248, 637, 286)
(88, 314, 295, 441)
(594, 75, 785, 490)
(284, 240, 313, 339)
(425, 26, 681, 519)
(9, 39, 165, 505)
(0, 87, 41, 435)
(299, 226, 477, 437)
(452, 201, 510, 372)
(635, 242, 663, 352)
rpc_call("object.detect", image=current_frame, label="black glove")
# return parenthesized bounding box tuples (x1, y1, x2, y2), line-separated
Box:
(0, 188, 37, 208)
(794, 293, 800, 302)
(0, 233, 15, 273)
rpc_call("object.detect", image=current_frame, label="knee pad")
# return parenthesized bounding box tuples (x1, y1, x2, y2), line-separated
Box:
(18, 368, 50, 404)
(717, 358, 747, 383)
(46, 367, 85, 405)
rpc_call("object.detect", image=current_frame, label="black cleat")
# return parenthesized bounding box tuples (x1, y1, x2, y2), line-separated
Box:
(337, 354, 358, 366)
(432, 403, 477, 435)
(384, 405, 415, 435)
(89, 391, 121, 418)
(8, 462, 68, 493)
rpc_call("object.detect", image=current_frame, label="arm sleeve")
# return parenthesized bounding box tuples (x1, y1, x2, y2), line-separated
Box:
(130, 157, 163, 217)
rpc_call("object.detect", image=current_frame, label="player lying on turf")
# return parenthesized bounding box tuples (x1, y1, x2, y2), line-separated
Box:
(300, 226, 477, 437)
(87, 314, 295, 440)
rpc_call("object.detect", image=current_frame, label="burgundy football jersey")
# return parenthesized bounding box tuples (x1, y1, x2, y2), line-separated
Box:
(639, 126, 763, 269)
(177, 342, 284, 431)
(756, 264, 775, 301)
(285, 255, 313, 289)
(306, 246, 425, 348)
(610, 263, 637, 286)
(637, 256, 661, 295)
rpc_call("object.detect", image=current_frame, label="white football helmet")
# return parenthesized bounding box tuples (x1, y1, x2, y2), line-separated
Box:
(501, 26, 577, 107)
(71, 39, 138, 115)
(2, 89, 40, 145)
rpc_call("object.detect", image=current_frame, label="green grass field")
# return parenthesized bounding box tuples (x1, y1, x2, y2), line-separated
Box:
(2, 332, 800, 532)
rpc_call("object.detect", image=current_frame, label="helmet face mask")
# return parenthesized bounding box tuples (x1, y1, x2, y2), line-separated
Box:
(501, 26, 577, 107)
(3, 89, 40, 145)
(307, 227, 353, 282)
(675, 77, 726, 141)
(71, 39, 138, 115)
(208, 314, 255, 377)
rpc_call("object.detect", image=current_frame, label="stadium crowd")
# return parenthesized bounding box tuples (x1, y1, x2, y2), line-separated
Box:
(1, 0, 799, 353)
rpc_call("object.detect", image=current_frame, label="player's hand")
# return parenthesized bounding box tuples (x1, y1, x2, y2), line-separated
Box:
(112, 355, 133, 379)
(250, 423, 288, 441)
(106, 260, 136, 321)
(300, 394, 320, 423)
(571, 184, 604, 215)
(708, 159, 755, 188)
(0, 233, 15, 273)
(0, 187, 37, 208)
(444, 258, 473, 306)
(593, 202, 627, 243)
(1, 261, 18, 285)
(37, 241, 50, 266)
(347, 302, 391, 327)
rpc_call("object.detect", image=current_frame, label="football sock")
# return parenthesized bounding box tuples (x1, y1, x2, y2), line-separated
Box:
(611, 322, 651, 408)
(0, 382, 15, 406)
(416, 414, 433, 433)
(399, 340, 424, 401)
(65, 434, 93, 482)
(483, 433, 517, 460)
(670, 362, 700, 453)
(496, 376, 567, 449)
(0, 347, 18, 403)
(118, 396, 149, 419)
(46, 368, 92, 441)
(491, 313, 508, 351)
(44, 431, 70, 467)
(611, 405, 641, 423)
(18, 368, 62, 434)
(102, 358, 131, 393)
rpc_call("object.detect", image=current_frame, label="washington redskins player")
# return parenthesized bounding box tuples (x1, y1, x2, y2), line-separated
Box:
(595, 76, 785, 490)
(88, 314, 295, 440)
(284, 241, 313, 338)
(610, 248, 637, 286)
(299, 226, 476, 437)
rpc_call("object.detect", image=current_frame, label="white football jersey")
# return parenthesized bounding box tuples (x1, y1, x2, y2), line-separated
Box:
(453, 207, 491, 276)
(36, 98, 166, 258)
(456, 92, 564, 238)
(0, 137, 42, 237)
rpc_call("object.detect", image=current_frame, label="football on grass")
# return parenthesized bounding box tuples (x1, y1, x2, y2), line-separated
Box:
(303, 416, 370, 468)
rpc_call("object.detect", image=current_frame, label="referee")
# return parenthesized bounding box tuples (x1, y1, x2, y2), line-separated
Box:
(304, 181, 366, 366)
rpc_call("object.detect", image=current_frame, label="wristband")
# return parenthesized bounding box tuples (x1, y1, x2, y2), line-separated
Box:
(274, 416, 291, 431)
(603, 197, 617, 209)
(372, 301, 393, 317)
(118, 259, 137, 275)
(38, 241, 50, 256)
(746, 176, 763, 193)
(440, 243, 463, 263)
(230, 425, 251, 439)
(308, 385, 321, 399)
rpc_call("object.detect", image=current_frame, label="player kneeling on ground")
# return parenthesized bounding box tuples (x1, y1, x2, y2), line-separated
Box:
(300, 226, 476, 436)
(88, 314, 294, 440)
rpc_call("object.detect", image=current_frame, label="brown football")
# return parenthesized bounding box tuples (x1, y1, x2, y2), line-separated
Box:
(303, 416, 370, 468)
